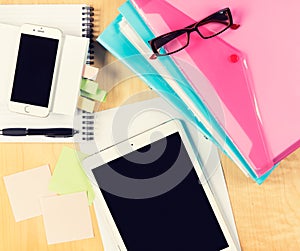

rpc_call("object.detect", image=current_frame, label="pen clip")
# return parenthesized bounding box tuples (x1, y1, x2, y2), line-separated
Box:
(45, 134, 73, 138)
(45, 129, 79, 138)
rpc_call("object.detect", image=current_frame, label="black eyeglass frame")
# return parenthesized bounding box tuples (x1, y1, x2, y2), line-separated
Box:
(148, 7, 235, 57)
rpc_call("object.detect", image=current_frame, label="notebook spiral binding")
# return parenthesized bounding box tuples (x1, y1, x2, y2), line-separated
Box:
(81, 114, 95, 141)
(82, 6, 95, 65)
(81, 6, 95, 141)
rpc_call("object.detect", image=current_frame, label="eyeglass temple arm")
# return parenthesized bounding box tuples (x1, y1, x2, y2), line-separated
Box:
(230, 24, 240, 29)
(185, 18, 240, 30)
(150, 54, 157, 60)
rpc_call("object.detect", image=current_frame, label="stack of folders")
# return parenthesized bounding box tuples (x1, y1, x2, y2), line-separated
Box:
(97, 0, 300, 183)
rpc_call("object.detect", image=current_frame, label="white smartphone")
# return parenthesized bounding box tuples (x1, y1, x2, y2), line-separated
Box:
(8, 24, 62, 117)
(83, 119, 238, 251)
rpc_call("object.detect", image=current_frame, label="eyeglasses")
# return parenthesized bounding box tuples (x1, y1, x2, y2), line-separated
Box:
(148, 8, 239, 59)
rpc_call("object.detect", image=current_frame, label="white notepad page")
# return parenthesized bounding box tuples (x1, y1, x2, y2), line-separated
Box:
(0, 23, 88, 142)
(0, 4, 87, 36)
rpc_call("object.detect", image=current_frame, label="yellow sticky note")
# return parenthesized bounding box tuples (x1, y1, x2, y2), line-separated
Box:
(77, 96, 96, 113)
(48, 147, 95, 205)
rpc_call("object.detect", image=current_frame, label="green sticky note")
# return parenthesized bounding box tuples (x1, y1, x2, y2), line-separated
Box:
(80, 78, 98, 94)
(81, 88, 107, 102)
(48, 147, 95, 205)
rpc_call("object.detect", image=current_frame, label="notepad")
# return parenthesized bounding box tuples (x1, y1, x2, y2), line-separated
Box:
(0, 4, 95, 142)
(0, 23, 88, 142)
(0, 24, 88, 116)
(0, 4, 93, 39)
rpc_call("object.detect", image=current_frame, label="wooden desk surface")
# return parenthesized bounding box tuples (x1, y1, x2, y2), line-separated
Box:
(0, 0, 299, 250)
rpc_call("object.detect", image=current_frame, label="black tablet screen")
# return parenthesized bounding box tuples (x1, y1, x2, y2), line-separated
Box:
(92, 132, 229, 251)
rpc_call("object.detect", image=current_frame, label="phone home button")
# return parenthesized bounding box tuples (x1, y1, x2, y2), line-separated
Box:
(24, 106, 30, 113)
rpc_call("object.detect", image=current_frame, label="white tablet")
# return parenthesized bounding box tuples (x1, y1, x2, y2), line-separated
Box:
(83, 119, 237, 251)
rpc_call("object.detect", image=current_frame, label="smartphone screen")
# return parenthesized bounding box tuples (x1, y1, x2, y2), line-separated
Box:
(10, 34, 59, 107)
(92, 132, 229, 251)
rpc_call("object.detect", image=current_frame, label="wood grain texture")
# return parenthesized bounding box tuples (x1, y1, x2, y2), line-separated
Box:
(0, 0, 299, 250)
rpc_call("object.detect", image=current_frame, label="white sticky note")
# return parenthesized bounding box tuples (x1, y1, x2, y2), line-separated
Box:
(3, 165, 55, 222)
(40, 192, 94, 245)
(52, 35, 89, 116)
(82, 64, 99, 81)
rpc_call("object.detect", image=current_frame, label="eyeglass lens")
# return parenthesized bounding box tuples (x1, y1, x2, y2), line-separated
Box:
(197, 10, 231, 38)
(154, 30, 189, 55)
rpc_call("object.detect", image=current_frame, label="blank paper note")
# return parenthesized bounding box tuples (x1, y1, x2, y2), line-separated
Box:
(82, 64, 99, 81)
(3, 165, 55, 222)
(40, 192, 94, 245)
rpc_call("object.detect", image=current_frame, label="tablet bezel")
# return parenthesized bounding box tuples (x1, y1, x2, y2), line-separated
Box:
(83, 119, 237, 251)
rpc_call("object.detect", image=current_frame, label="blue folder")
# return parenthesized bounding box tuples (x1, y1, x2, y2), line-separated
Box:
(97, 6, 276, 183)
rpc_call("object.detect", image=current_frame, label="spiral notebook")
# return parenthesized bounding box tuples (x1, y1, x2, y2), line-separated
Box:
(0, 4, 95, 142)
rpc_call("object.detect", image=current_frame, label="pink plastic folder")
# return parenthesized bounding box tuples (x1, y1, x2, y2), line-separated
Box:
(162, 0, 300, 166)
(131, 0, 276, 176)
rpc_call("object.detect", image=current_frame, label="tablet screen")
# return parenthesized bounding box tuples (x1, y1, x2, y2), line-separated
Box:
(92, 132, 229, 251)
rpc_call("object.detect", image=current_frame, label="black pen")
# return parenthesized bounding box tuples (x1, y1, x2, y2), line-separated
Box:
(0, 128, 79, 138)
